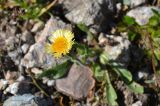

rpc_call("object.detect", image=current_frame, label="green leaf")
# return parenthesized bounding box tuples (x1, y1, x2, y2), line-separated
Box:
(154, 49, 160, 61)
(147, 27, 155, 34)
(77, 23, 89, 32)
(75, 43, 94, 58)
(148, 16, 159, 27)
(87, 31, 94, 42)
(128, 81, 144, 93)
(117, 22, 127, 32)
(99, 52, 109, 65)
(112, 63, 132, 83)
(151, 9, 160, 17)
(145, 80, 155, 84)
(128, 31, 137, 41)
(154, 28, 160, 37)
(118, 68, 132, 83)
(75, 43, 88, 55)
(77, 23, 95, 42)
(105, 72, 118, 106)
(39, 61, 71, 79)
(123, 16, 136, 25)
(106, 85, 118, 106)
(153, 49, 159, 66)
(92, 64, 104, 82)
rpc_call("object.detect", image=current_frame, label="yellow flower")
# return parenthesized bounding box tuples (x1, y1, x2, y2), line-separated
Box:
(45, 29, 74, 58)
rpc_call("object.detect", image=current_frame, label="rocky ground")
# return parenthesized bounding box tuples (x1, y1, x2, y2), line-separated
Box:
(0, 0, 160, 106)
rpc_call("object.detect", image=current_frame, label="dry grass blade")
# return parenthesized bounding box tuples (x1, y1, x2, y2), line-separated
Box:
(38, 0, 58, 17)
(28, 69, 49, 97)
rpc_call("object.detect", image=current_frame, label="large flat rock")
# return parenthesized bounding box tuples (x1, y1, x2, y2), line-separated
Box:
(55, 64, 95, 100)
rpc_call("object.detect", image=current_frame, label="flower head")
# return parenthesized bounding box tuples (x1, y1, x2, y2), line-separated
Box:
(45, 29, 74, 58)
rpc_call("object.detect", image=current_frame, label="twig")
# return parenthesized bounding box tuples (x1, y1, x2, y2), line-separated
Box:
(157, 0, 160, 6)
(152, 0, 157, 5)
(147, 32, 156, 74)
(38, 0, 58, 17)
(28, 70, 49, 97)
(59, 96, 64, 106)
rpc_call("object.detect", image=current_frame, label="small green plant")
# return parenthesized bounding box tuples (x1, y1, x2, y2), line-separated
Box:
(39, 25, 144, 105)
(14, 0, 44, 19)
(0, 0, 57, 20)
(77, 23, 144, 105)
(117, 9, 160, 84)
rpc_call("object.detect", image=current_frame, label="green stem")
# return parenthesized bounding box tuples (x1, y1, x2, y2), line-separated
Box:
(66, 55, 84, 66)
(29, 71, 49, 97)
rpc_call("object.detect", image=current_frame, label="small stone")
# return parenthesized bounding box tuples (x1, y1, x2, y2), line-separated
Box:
(55, 64, 95, 100)
(6, 25, 17, 37)
(5, 71, 19, 84)
(127, 6, 160, 25)
(138, 72, 144, 79)
(21, 43, 30, 54)
(98, 33, 108, 46)
(16, 33, 21, 38)
(9, 19, 17, 25)
(116, 3, 122, 11)
(34, 91, 44, 98)
(3, 94, 48, 106)
(122, 0, 146, 8)
(42, 77, 49, 84)
(31, 68, 43, 75)
(62, 0, 116, 32)
(51, 95, 54, 99)
(0, 79, 8, 90)
(135, 67, 150, 80)
(75, 102, 81, 106)
(5, 36, 19, 51)
(0, 32, 6, 50)
(4, 82, 19, 94)
(10, 82, 19, 94)
(132, 101, 142, 106)
(5, 86, 10, 93)
(103, 34, 130, 66)
(17, 75, 25, 82)
(31, 21, 44, 33)
(8, 48, 23, 65)
(18, 65, 25, 73)
(47, 80, 55, 87)
(21, 30, 34, 44)
(130, 0, 146, 8)
(34, 31, 42, 43)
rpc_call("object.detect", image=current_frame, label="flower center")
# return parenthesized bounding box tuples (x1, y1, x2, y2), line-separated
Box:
(51, 36, 68, 53)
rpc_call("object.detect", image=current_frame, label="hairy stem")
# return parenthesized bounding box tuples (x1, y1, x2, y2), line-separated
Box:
(28, 70, 49, 97)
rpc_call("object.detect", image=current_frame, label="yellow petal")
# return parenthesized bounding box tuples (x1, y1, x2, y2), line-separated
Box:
(45, 29, 74, 58)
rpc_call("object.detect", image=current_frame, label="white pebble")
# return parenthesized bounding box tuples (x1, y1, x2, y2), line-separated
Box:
(4, 82, 19, 94)
(0, 79, 8, 90)
(31, 22, 44, 33)
(42, 77, 49, 84)
(47, 80, 55, 87)
(10, 82, 19, 94)
(17, 75, 25, 82)
(21, 44, 30, 54)
(132, 101, 142, 106)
